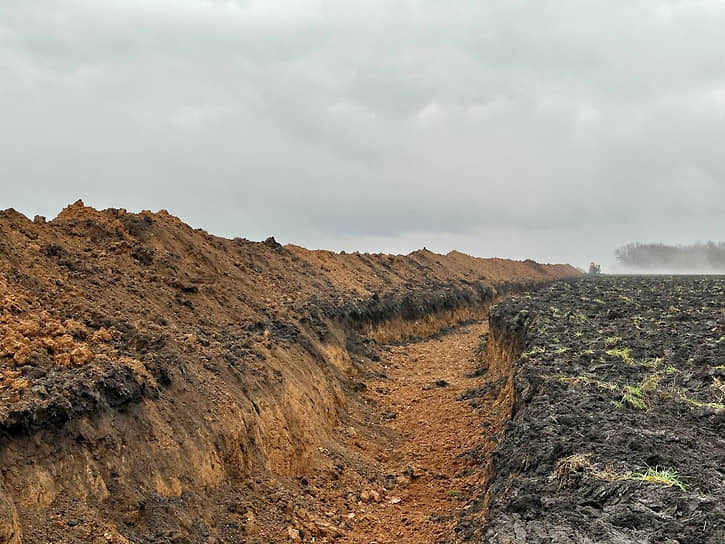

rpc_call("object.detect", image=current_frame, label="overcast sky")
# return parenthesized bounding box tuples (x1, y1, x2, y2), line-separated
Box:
(2, 1, 724, 270)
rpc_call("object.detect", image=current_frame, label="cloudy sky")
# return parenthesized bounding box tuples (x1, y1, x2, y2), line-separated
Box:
(2, 1, 724, 269)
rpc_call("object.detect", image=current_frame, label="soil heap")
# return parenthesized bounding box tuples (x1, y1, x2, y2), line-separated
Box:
(0, 201, 579, 543)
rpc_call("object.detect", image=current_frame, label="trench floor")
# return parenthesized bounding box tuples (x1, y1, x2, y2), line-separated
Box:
(327, 321, 510, 544)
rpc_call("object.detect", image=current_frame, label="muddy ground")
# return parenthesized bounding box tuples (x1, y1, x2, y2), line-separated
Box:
(474, 276, 725, 544)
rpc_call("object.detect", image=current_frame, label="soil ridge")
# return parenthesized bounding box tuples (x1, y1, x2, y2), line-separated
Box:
(0, 202, 579, 543)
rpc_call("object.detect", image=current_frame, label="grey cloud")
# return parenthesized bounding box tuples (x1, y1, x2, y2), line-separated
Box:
(1, 1, 725, 270)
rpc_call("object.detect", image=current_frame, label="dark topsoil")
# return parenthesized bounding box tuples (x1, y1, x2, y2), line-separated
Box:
(470, 276, 725, 544)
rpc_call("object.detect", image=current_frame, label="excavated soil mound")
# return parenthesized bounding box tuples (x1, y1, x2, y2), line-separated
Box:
(0, 201, 578, 543)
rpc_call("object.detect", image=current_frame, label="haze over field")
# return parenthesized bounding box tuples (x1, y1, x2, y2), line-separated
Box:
(615, 242, 725, 274)
(2, 1, 724, 269)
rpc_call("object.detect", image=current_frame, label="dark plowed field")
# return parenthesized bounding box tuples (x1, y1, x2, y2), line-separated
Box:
(479, 276, 725, 543)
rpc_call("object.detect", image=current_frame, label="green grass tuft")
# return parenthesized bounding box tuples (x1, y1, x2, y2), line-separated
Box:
(639, 373, 661, 393)
(605, 336, 622, 346)
(681, 395, 725, 412)
(621, 385, 648, 410)
(638, 357, 663, 368)
(606, 347, 633, 364)
(523, 346, 546, 357)
(627, 467, 686, 491)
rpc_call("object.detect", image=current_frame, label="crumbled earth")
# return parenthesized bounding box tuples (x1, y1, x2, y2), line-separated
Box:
(305, 321, 512, 544)
(0, 201, 577, 543)
(9, 202, 723, 544)
(475, 276, 725, 544)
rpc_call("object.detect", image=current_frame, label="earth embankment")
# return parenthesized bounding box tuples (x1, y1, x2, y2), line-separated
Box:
(0, 201, 579, 543)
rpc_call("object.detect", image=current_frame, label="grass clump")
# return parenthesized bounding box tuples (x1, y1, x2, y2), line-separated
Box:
(620, 385, 648, 410)
(627, 467, 686, 491)
(606, 347, 633, 364)
(523, 346, 546, 357)
(560, 375, 591, 386)
(554, 453, 592, 487)
(605, 336, 622, 346)
(681, 395, 725, 412)
(560, 375, 618, 392)
(616, 370, 667, 410)
(714, 377, 725, 396)
(639, 373, 661, 393)
(638, 357, 663, 368)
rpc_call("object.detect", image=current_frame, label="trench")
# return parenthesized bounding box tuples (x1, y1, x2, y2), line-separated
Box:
(0, 282, 537, 544)
(296, 294, 533, 544)
(0, 203, 583, 543)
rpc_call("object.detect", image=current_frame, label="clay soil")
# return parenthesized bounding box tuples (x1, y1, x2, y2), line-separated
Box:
(308, 321, 510, 544)
(0, 201, 577, 543)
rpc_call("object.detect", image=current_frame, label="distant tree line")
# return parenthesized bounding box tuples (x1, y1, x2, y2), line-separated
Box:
(615, 242, 725, 271)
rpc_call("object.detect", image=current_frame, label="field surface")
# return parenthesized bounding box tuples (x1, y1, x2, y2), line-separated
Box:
(479, 276, 725, 543)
